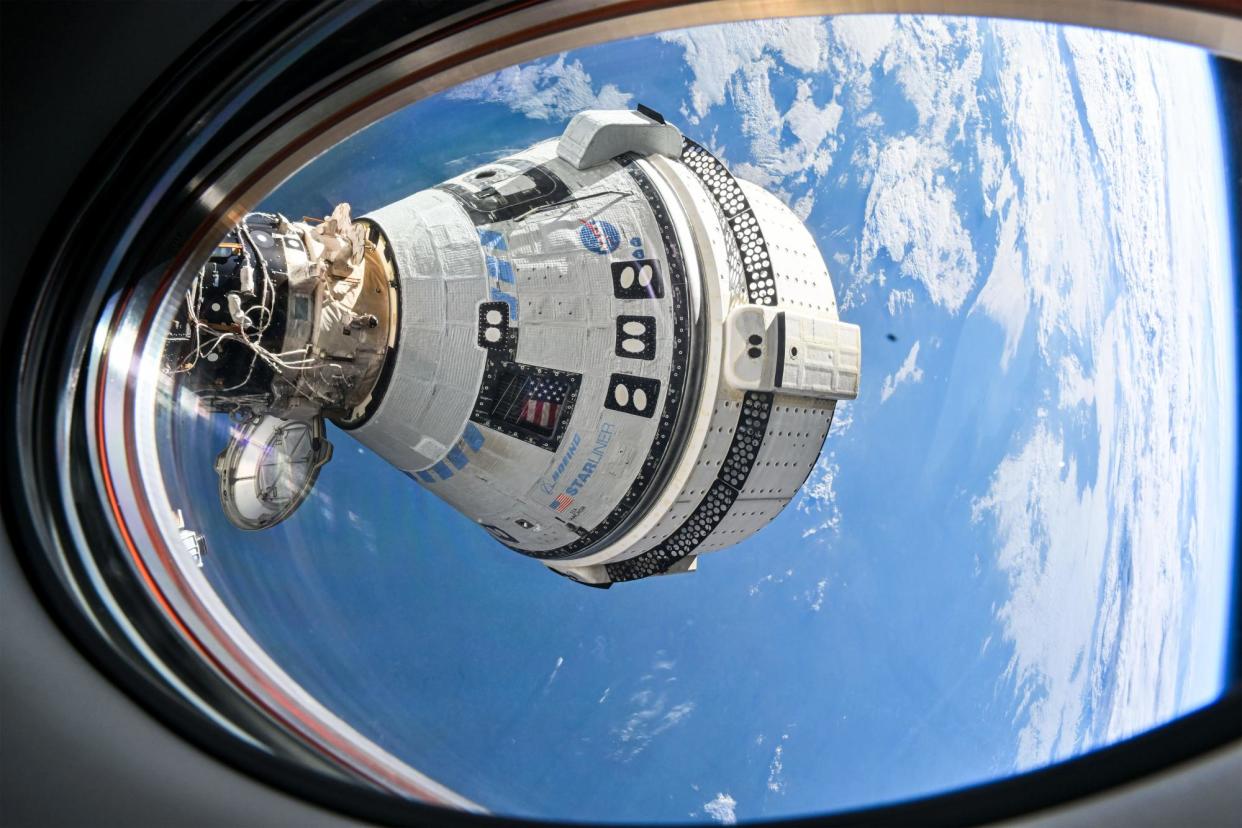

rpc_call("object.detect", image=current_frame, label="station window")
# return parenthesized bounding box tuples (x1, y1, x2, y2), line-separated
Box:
(13, 4, 1240, 827)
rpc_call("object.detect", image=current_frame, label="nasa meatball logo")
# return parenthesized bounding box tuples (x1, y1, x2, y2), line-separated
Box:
(578, 219, 621, 254)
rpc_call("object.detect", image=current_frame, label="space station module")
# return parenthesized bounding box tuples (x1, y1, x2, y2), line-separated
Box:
(169, 108, 861, 587)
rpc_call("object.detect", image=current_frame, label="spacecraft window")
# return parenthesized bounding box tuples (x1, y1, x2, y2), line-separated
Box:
(13, 3, 1241, 828)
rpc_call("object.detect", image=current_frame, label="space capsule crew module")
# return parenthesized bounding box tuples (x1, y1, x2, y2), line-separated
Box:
(167, 107, 861, 587)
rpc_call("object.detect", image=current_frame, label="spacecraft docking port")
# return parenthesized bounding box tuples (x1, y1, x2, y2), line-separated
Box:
(166, 108, 861, 587)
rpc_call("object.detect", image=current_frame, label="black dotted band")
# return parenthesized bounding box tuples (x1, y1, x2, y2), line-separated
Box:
(605, 140, 786, 583)
(607, 479, 739, 580)
(680, 139, 778, 306)
(605, 391, 773, 582)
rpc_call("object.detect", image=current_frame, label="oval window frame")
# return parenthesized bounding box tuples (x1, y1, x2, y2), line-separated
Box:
(4, 1, 1240, 825)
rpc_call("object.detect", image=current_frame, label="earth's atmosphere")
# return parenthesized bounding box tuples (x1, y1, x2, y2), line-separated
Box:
(165, 15, 1236, 824)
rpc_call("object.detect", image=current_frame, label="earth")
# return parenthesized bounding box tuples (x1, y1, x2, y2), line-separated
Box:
(169, 14, 1236, 824)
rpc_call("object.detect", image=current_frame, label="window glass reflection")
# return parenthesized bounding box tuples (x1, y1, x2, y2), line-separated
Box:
(153, 15, 1236, 823)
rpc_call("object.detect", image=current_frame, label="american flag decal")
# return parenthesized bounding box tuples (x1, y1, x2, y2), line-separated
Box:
(551, 493, 574, 512)
(516, 376, 568, 431)
(476, 359, 581, 451)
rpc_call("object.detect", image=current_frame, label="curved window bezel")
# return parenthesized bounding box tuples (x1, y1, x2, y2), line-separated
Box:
(4, 1, 1239, 825)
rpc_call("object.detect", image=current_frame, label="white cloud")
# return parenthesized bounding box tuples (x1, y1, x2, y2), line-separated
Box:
(727, 65, 842, 191)
(1056, 354, 1095, 410)
(856, 111, 883, 130)
(976, 131, 1007, 217)
(886, 288, 915, 316)
(446, 55, 631, 120)
(880, 341, 924, 402)
(829, 14, 894, 72)
(791, 190, 816, 221)
(659, 19, 827, 121)
(858, 137, 978, 312)
(972, 424, 1105, 766)
(969, 24, 1109, 364)
(660, 21, 842, 208)
(830, 403, 854, 438)
(971, 24, 1235, 769)
(829, 17, 988, 313)
(703, 793, 738, 825)
(543, 656, 564, 691)
(613, 698, 694, 761)
(827, 15, 895, 112)
(881, 17, 982, 144)
(783, 83, 843, 175)
(748, 570, 794, 597)
(806, 578, 828, 612)
(969, 161, 1027, 369)
(767, 744, 786, 793)
(796, 454, 841, 537)
(612, 655, 695, 761)
(664, 17, 986, 315)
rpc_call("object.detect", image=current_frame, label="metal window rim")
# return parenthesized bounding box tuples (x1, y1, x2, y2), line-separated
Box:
(3, 1, 1240, 826)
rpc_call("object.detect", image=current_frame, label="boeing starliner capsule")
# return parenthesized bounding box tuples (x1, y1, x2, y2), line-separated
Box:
(166, 108, 861, 587)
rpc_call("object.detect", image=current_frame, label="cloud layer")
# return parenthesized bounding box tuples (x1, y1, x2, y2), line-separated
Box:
(447, 55, 632, 120)
(970, 28, 1233, 767)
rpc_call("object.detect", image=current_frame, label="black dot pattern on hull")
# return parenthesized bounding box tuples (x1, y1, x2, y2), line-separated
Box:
(606, 139, 788, 583)
(680, 139, 779, 307)
(606, 391, 774, 582)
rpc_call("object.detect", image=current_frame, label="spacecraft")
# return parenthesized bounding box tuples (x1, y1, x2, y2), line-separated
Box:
(166, 107, 861, 587)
